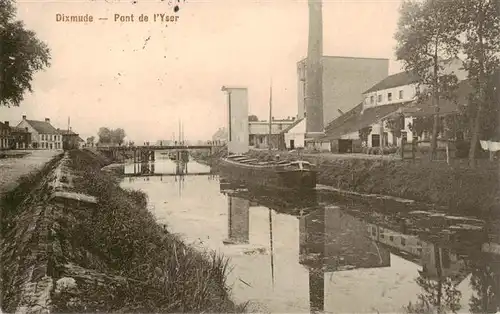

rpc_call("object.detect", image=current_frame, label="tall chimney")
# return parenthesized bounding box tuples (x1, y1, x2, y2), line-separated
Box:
(45, 118, 50, 123)
(305, 0, 324, 135)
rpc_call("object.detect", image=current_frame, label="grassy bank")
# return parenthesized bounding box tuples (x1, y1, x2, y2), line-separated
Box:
(246, 150, 499, 217)
(51, 149, 242, 312)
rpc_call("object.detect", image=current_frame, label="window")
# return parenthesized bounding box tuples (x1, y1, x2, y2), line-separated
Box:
(377, 94, 382, 103)
(389, 235, 394, 241)
(415, 85, 420, 95)
(41, 134, 44, 141)
(388, 92, 392, 102)
(370, 95, 374, 104)
(399, 90, 404, 99)
(401, 237, 406, 246)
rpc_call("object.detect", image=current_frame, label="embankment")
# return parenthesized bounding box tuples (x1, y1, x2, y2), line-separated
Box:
(1, 149, 241, 313)
(245, 150, 499, 217)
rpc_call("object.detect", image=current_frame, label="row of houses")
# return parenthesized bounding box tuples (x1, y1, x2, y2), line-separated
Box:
(0, 115, 84, 150)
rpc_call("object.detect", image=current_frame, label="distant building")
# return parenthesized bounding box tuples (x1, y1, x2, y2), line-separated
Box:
(212, 127, 228, 143)
(17, 116, 62, 150)
(10, 126, 31, 149)
(58, 128, 82, 150)
(0, 121, 12, 150)
(248, 118, 294, 149)
(297, 56, 390, 130)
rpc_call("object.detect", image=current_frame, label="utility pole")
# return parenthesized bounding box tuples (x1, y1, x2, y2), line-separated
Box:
(268, 79, 273, 152)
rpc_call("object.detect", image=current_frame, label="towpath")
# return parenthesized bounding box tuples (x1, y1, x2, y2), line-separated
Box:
(0, 150, 60, 194)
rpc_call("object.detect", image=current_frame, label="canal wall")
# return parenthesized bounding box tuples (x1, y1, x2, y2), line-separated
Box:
(1, 149, 241, 313)
(244, 150, 499, 217)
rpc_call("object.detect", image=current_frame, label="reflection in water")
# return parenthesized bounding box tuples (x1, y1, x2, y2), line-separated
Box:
(121, 164, 500, 314)
(299, 207, 392, 313)
(223, 194, 250, 245)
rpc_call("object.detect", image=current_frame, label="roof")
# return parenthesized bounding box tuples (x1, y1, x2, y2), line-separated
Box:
(323, 103, 406, 140)
(10, 127, 29, 133)
(280, 117, 304, 134)
(363, 70, 420, 94)
(324, 79, 475, 140)
(57, 129, 79, 136)
(0, 122, 9, 129)
(25, 120, 59, 134)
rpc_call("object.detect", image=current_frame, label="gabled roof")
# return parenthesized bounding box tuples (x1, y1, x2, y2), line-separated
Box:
(280, 117, 304, 134)
(25, 120, 59, 134)
(11, 127, 29, 133)
(325, 103, 364, 133)
(363, 70, 420, 94)
(323, 103, 407, 140)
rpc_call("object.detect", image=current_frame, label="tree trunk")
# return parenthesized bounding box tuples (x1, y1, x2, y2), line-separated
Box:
(430, 110, 439, 161)
(468, 105, 482, 169)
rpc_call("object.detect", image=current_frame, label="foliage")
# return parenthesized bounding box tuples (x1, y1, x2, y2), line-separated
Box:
(395, 0, 462, 159)
(246, 150, 500, 217)
(0, 0, 51, 106)
(51, 150, 244, 313)
(86, 136, 95, 145)
(248, 115, 259, 122)
(414, 271, 462, 314)
(469, 261, 500, 313)
(408, 116, 434, 138)
(98, 127, 126, 145)
(386, 114, 405, 138)
(454, 0, 500, 166)
(358, 126, 372, 144)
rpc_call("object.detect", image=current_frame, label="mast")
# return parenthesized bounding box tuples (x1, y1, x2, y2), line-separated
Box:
(269, 208, 275, 287)
(268, 79, 273, 152)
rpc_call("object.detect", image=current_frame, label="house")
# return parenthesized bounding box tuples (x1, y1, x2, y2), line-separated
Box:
(282, 117, 305, 150)
(17, 116, 63, 150)
(0, 122, 12, 150)
(58, 128, 82, 150)
(10, 126, 31, 149)
(321, 58, 469, 150)
(212, 127, 228, 144)
(248, 118, 294, 149)
(78, 136, 85, 149)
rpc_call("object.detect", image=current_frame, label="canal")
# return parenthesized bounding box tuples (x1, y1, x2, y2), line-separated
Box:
(120, 153, 500, 313)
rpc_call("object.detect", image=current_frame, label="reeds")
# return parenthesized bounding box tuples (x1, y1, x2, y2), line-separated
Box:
(51, 150, 242, 313)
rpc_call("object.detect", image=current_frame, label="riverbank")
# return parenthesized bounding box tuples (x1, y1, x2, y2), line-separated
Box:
(0, 149, 242, 313)
(246, 150, 499, 217)
(200, 149, 498, 217)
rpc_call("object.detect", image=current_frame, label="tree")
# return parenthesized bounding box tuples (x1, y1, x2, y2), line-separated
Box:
(112, 128, 126, 146)
(248, 115, 259, 122)
(395, 0, 462, 161)
(469, 261, 500, 313)
(358, 126, 372, 146)
(0, 0, 51, 106)
(98, 127, 112, 144)
(455, 0, 500, 168)
(86, 136, 95, 146)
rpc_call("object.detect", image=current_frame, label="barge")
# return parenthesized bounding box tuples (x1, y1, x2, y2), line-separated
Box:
(219, 154, 317, 191)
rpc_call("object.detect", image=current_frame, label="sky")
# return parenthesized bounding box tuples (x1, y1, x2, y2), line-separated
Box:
(0, 0, 406, 143)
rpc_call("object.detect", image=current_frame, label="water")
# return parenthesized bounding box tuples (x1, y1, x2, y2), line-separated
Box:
(121, 154, 500, 313)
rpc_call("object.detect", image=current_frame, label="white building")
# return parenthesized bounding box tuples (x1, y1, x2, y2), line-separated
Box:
(282, 117, 306, 150)
(222, 86, 249, 154)
(17, 116, 63, 150)
(322, 58, 469, 150)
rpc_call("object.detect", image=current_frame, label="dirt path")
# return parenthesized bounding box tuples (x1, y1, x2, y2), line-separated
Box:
(0, 150, 61, 194)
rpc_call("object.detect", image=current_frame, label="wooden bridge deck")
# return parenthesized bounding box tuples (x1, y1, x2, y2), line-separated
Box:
(97, 145, 224, 151)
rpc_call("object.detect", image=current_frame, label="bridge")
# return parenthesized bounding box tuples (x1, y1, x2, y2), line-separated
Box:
(96, 142, 227, 163)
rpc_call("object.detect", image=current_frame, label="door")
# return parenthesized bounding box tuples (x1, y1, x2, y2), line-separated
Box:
(371, 134, 380, 147)
(290, 139, 295, 150)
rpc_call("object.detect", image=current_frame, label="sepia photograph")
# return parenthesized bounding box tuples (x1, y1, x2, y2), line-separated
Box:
(0, 0, 499, 313)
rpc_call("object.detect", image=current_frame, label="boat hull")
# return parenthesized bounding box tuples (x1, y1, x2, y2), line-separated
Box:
(219, 158, 317, 191)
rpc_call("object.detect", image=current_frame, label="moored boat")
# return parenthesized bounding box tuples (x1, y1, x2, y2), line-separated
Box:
(219, 154, 317, 191)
